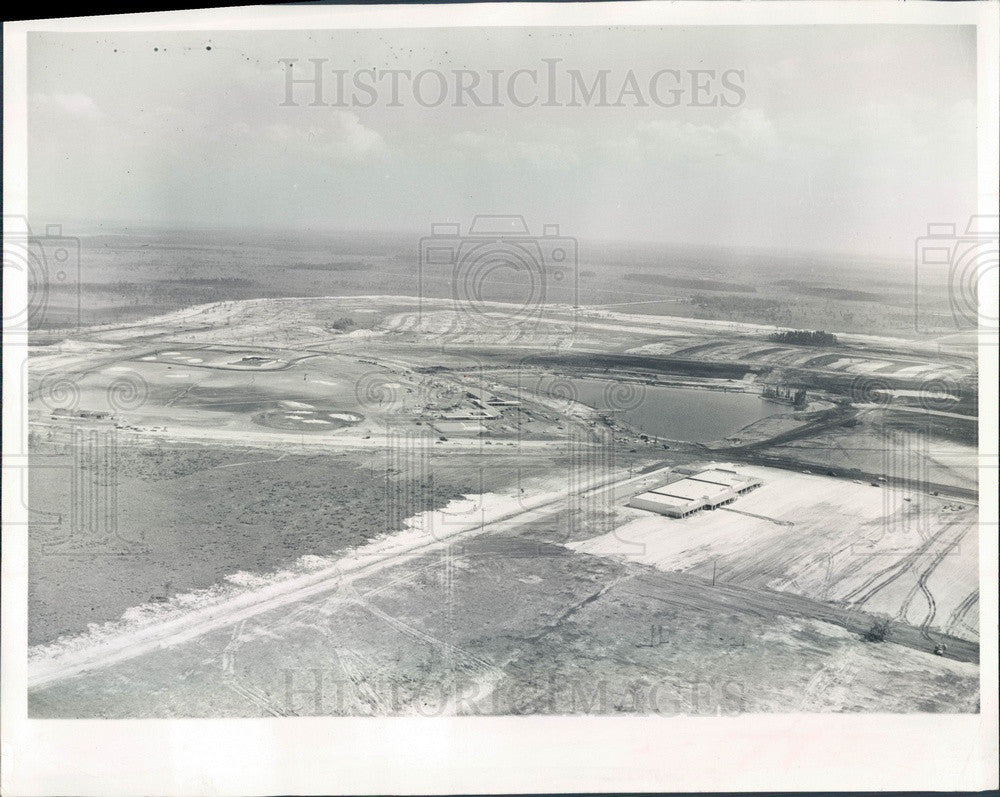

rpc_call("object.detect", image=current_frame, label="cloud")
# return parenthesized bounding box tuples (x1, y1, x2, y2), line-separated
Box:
(259, 113, 386, 161)
(30, 92, 101, 119)
(614, 107, 780, 165)
(447, 129, 580, 170)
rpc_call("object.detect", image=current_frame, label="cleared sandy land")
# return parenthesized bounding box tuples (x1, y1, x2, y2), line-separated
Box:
(569, 465, 979, 642)
(30, 530, 978, 718)
(25, 295, 980, 717)
(27, 464, 652, 691)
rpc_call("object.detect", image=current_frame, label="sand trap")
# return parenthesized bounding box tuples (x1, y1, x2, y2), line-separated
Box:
(850, 360, 889, 373)
(883, 388, 960, 401)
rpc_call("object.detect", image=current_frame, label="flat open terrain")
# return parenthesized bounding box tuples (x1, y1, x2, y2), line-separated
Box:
(29, 528, 979, 718)
(26, 293, 981, 716)
(28, 441, 479, 645)
(571, 464, 978, 642)
(35, 230, 965, 341)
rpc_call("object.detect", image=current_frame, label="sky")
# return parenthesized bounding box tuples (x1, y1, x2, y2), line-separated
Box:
(27, 25, 977, 257)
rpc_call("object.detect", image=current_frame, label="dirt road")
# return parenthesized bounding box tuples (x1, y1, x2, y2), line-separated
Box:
(619, 570, 978, 664)
(27, 465, 671, 691)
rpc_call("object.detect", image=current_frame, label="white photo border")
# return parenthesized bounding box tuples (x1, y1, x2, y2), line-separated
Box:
(3, 2, 998, 794)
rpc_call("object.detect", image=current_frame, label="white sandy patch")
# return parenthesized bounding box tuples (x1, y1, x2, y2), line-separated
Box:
(849, 360, 890, 373)
(923, 370, 959, 381)
(162, 351, 180, 356)
(312, 379, 340, 387)
(164, 373, 190, 379)
(328, 412, 360, 421)
(569, 465, 978, 634)
(52, 339, 122, 352)
(186, 357, 204, 364)
(302, 419, 331, 424)
(140, 356, 156, 361)
(225, 571, 275, 589)
(882, 388, 960, 401)
(282, 400, 314, 409)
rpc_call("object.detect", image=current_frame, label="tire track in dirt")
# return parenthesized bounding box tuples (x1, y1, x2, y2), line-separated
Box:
(945, 591, 979, 637)
(334, 648, 393, 714)
(28, 466, 662, 691)
(619, 568, 978, 663)
(223, 675, 294, 717)
(896, 566, 924, 624)
(842, 523, 956, 607)
(914, 523, 969, 640)
(219, 620, 296, 717)
(900, 523, 966, 640)
(894, 523, 966, 624)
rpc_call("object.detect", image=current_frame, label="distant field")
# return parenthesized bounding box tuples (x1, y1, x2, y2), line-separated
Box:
(28, 227, 950, 337)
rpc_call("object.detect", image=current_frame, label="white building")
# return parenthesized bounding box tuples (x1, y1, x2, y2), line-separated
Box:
(628, 467, 762, 518)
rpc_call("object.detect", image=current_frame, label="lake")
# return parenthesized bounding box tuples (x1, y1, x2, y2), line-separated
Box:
(560, 377, 776, 443)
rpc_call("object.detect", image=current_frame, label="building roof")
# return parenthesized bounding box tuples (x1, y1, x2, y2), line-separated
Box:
(630, 466, 762, 516)
(687, 468, 760, 490)
(630, 491, 702, 510)
(650, 477, 731, 502)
